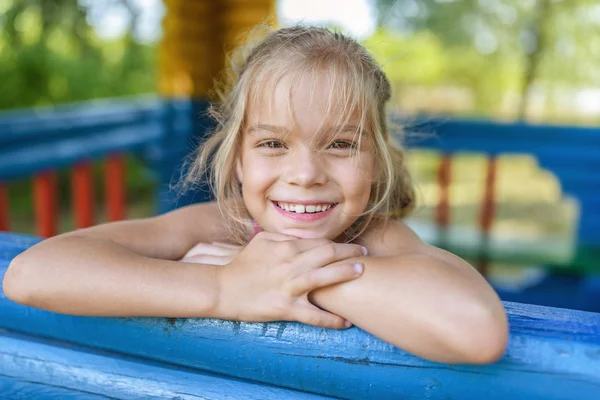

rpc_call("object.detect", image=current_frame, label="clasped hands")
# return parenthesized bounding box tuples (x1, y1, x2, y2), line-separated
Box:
(180, 232, 366, 329)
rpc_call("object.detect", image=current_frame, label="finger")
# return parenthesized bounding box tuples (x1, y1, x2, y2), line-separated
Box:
(180, 254, 232, 266)
(295, 242, 366, 271)
(292, 303, 349, 329)
(291, 263, 364, 294)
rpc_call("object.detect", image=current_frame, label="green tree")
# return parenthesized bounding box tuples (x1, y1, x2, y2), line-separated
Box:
(373, 0, 600, 120)
(0, 0, 157, 110)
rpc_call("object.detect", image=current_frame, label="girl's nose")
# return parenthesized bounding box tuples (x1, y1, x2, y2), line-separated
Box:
(284, 148, 327, 187)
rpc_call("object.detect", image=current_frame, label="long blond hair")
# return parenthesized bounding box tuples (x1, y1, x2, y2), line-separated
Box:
(181, 25, 415, 244)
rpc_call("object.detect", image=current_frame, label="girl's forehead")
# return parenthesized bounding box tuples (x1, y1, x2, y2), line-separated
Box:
(246, 69, 365, 131)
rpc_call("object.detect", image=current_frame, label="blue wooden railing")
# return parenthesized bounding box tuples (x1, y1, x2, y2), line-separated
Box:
(1, 97, 599, 398)
(0, 95, 203, 215)
(1, 233, 600, 399)
(403, 117, 600, 252)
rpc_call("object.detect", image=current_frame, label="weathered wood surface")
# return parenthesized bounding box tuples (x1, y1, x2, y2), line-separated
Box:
(0, 329, 333, 399)
(1, 232, 600, 399)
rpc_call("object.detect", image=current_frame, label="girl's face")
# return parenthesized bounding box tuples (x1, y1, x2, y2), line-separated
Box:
(237, 71, 375, 241)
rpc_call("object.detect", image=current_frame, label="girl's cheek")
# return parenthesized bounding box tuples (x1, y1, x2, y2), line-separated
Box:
(253, 162, 279, 182)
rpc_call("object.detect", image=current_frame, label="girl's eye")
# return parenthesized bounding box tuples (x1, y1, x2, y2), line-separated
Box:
(258, 140, 284, 149)
(328, 140, 357, 150)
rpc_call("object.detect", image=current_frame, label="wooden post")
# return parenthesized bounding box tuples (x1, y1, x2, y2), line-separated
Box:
(159, 0, 276, 98)
(436, 154, 452, 247)
(0, 184, 9, 232)
(478, 156, 497, 277)
(105, 154, 126, 222)
(71, 162, 95, 229)
(34, 171, 58, 238)
(156, 0, 277, 213)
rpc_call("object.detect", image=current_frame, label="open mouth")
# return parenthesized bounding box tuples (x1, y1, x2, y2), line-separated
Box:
(274, 201, 337, 214)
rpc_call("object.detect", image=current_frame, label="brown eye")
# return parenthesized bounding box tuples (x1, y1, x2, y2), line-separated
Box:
(329, 140, 357, 150)
(259, 140, 284, 149)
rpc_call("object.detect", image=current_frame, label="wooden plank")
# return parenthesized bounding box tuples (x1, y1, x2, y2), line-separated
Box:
(402, 118, 600, 147)
(1, 232, 599, 399)
(0, 96, 171, 145)
(0, 330, 332, 400)
(0, 123, 165, 182)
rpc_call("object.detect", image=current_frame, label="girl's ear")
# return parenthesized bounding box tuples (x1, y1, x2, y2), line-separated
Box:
(235, 157, 243, 182)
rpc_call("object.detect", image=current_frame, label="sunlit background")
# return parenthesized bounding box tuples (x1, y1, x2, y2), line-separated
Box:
(1, 0, 599, 286)
(3, 0, 598, 119)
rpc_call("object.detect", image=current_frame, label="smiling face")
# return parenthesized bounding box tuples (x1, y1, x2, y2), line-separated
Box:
(236, 70, 376, 241)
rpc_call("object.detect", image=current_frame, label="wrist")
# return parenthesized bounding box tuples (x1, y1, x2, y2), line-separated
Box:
(208, 264, 237, 320)
(176, 262, 223, 319)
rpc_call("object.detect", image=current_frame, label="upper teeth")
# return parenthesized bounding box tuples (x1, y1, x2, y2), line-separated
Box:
(276, 202, 333, 213)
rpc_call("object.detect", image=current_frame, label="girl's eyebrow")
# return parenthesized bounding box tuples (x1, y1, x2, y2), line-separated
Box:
(246, 124, 290, 135)
(247, 124, 359, 134)
(336, 125, 360, 134)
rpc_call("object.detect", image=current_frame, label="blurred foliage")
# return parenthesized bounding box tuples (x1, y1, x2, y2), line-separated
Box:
(0, 0, 157, 220)
(0, 0, 156, 110)
(370, 0, 600, 122)
(364, 0, 594, 273)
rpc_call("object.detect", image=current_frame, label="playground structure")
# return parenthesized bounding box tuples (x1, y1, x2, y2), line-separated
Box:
(1, 1, 600, 398)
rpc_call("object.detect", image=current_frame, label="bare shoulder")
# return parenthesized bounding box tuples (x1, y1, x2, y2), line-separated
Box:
(358, 219, 427, 257)
(152, 201, 232, 244)
(359, 219, 471, 270)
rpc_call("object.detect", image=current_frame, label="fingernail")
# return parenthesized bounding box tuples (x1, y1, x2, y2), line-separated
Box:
(345, 320, 352, 328)
(361, 246, 368, 256)
(354, 263, 363, 274)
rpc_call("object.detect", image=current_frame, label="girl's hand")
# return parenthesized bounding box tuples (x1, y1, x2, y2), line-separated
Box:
(180, 242, 243, 266)
(214, 232, 366, 329)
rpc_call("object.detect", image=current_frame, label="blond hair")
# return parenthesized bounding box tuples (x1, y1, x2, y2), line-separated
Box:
(181, 25, 415, 244)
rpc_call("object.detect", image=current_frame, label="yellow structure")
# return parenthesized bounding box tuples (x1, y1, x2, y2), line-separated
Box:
(159, 0, 277, 98)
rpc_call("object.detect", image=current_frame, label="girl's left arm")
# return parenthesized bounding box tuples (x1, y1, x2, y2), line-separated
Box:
(308, 221, 509, 365)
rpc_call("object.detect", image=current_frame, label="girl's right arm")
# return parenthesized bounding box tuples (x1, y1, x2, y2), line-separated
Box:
(2, 202, 365, 328)
(2, 202, 231, 317)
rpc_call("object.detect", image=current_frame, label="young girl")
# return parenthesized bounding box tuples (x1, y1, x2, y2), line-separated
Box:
(3, 26, 508, 365)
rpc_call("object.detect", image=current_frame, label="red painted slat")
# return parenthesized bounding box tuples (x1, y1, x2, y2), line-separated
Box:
(477, 156, 497, 276)
(0, 184, 9, 231)
(71, 162, 95, 229)
(105, 154, 126, 222)
(436, 154, 452, 228)
(34, 172, 58, 238)
(479, 156, 497, 232)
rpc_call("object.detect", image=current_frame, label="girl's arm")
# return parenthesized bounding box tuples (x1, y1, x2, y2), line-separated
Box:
(2, 202, 230, 316)
(308, 220, 509, 365)
(3, 202, 365, 327)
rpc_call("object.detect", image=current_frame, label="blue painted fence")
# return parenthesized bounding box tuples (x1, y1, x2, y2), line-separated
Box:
(1, 232, 600, 399)
(0, 95, 207, 214)
(403, 117, 600, 249)
(1, 97, 598, 249)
